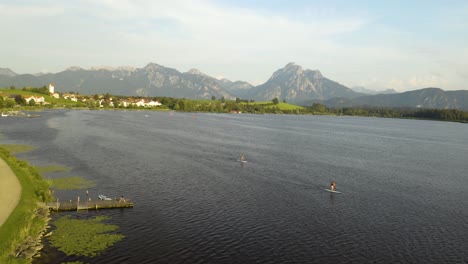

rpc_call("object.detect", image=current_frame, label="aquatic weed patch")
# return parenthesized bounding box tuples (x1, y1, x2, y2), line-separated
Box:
(0, 144, 35, 154)
(49, 215, 124, 257)
(51, 176, 95, 190)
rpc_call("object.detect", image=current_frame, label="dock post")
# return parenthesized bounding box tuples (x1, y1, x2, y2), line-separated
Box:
(86, 190, 89, 211)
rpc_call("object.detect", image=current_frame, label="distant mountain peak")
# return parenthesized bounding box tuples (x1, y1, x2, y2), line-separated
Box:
(305, 69, 323, 79)
(383, 88, 398, 94)
(219, 78, 232, 83)
(186, 68, 205, 75)
(325, 87, 468, 110)
(283, 62, 302, 72)
(90, 66, 136, 71)
(143, 62, 164, 70)
(351, 86, 398, 95)
(421, 87, 443, 92)
(0, 67, 17, 77)
(66, 66, 84, 71)
(270, 62, 304, 80)
(252, 63, 360, 104)
(278, 62, 322, 79)
(34, 72, 51, 76)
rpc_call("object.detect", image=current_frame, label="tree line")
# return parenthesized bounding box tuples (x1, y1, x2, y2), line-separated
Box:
(327, 105, 468, 123)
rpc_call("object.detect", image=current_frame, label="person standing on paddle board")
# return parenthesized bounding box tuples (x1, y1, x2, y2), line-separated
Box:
(330, 181, 336, 191)
(240, 153, 245, 161)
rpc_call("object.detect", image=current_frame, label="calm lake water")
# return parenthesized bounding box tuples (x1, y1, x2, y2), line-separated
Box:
(1, 110, 467, 263)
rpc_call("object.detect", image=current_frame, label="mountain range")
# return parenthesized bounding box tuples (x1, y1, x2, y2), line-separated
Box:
(245, 62, 364, 105)
(323, 88, 468, 110)
(1, 63, 467, 110)
(351, 86, 397, 95)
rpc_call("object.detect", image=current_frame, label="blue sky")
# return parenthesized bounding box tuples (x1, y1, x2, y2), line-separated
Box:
(1, 0, 467, 91)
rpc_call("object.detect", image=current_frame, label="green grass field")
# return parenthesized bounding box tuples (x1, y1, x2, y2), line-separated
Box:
(0, 89, 42, 96)
(0, 144, 35, 154)
(0, 88, 84, 107)
(244, 101, 304, 110)
(1, 87, 306, 112)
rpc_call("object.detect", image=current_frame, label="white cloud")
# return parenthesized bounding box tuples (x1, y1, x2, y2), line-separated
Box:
(0, 3, 63, 17)
(0, 1, 369, 81)
(74, 0, 369, 82)
(88, 0, 366, 48)
(0, 1, 466, 91)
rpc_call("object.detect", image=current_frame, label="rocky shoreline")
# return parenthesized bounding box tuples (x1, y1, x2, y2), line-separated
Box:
(13, 205, 52, 259)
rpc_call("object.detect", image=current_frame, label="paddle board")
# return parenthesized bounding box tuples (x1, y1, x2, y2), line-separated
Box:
(237, 160, 247, 163)
(324, 189, 341, 194)
(98, 195, 113, 200)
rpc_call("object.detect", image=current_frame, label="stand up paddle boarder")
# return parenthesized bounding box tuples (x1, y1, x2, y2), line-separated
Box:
(330, 181, 336, 191)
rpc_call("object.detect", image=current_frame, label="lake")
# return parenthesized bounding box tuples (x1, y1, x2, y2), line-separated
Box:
(1, 110, 467, 263)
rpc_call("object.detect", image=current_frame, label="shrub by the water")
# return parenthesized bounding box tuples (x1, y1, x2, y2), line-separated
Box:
(51, 176, 95, 190)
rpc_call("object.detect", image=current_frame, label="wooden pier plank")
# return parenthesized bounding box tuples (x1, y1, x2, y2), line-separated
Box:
(46, 199, 134, 211)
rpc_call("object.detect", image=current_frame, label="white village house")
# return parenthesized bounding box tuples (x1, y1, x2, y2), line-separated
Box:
(119, 99, 131, 108)
(145, 100, 162, 107)
(62, 94, 78, 102)
(134, 99, 162, 107)
(24, 95, 45, 104)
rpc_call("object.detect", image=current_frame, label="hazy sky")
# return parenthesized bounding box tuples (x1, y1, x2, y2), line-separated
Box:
(1, 0, 467, 91)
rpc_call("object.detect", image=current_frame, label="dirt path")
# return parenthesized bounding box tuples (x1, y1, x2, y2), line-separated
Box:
(0, 157, 21, 227)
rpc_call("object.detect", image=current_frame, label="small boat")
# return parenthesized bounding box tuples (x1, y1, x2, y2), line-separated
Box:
(98, 195, 113, 200)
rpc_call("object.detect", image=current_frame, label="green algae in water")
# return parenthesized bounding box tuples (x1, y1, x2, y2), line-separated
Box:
(49, 215, 124, 257)
(0, 144, 35, 153)
(37, 164, 71, 173)
(51, 176, 95, 190)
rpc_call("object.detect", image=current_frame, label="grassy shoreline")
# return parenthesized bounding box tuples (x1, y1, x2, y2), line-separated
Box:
(0, 147, 52, 264)
(0, 144, 118, 262)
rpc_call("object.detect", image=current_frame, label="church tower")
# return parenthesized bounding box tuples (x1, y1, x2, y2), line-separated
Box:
(48, 83, 54, 94)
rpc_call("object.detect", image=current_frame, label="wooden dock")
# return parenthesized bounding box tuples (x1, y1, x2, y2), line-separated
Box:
(46, 198, 134, 212)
